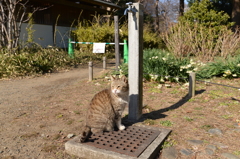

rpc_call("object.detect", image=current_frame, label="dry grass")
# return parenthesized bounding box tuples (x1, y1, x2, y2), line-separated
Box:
(162, 23, 240, 61)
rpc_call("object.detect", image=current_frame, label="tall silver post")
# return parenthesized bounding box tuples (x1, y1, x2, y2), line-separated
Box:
(128, 3, 143, 122)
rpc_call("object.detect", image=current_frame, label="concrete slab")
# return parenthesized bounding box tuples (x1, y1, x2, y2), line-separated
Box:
(65, 124, 171, 159)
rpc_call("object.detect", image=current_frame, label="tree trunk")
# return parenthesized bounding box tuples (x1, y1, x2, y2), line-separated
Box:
(232, 0, 240, 30)
(179, 0, 184, 16)
(155, 0, 159, 32)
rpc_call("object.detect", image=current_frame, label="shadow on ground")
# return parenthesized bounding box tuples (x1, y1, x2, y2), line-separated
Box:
(123, 89, 205, 126)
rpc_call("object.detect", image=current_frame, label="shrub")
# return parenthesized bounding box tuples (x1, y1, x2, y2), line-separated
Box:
(0, 48, 70, 78)
(197, 54, 240, 79)
(115, 49, 204, 82)
(162, 0, 240, 61)
(73, 15, 164, 53)
(143, 49, 191, 82)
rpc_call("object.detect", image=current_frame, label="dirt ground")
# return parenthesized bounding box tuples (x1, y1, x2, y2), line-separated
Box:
(0, 63, 240, 159)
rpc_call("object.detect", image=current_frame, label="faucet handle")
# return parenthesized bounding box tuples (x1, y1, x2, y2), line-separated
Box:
(124, 2, 134, 16)
(126, 2, 133, 5)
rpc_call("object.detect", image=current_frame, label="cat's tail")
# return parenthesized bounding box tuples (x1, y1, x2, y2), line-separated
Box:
(79, 126, 91, 143)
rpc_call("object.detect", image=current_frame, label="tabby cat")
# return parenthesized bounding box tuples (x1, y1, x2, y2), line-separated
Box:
(79, 75, 129, 142)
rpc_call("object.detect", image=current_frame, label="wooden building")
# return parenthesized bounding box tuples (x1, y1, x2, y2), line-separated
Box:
(19, 0, 120, 48)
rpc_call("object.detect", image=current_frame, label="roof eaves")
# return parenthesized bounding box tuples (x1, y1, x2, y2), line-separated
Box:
(92, 0, 121, 9)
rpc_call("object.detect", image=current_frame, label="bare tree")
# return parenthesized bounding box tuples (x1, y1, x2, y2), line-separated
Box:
(155, 0, 160, 32)
(179, 0, 184, 16)
(232, 0, 240, 30)
(141, 0, 179, 32)
(158, 0, 179, 32)
(0, 0, 50, 52)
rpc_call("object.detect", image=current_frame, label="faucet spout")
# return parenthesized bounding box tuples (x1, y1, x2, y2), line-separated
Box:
(124, 8, 129, 15)
(124, 2, 133, 16)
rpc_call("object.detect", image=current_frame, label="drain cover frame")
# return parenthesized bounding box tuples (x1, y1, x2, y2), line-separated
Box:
(83, 126, 161, 157)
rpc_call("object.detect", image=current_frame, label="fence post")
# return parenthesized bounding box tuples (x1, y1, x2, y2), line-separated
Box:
(68, 38, 74, 58)
(103, 56, 107, 70)
(124, 39, 128, 63)
(89, 61, 93, 81)
(188, 72, 196, 98)
(114, 16, 120, 69)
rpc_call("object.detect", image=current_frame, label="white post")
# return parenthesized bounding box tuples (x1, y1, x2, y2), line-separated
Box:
(188, 72, 196, 98)
(103, 56, 107, 70)
(114, 16, 120, 69)
(89, 61, 93, 81)
(128, 3, 143, 122)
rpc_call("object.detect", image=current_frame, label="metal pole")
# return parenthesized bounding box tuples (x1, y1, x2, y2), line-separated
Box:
(68, 38, 74, 58)
(89, 61, 93, 81)
(114, 16, 120, 69)
(123, 40, 128, 63)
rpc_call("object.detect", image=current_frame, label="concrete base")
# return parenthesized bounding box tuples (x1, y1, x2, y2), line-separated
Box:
(65, 125, 171, 159)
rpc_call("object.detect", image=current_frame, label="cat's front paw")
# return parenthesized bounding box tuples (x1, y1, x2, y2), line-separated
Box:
(119, 125, 125, 130)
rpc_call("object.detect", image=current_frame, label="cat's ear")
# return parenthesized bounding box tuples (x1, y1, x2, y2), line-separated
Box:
(110, 75, 116, 81)
(120, 75, 128, 83)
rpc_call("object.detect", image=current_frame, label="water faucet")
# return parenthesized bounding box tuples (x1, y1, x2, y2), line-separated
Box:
(124, 2, 133, 15)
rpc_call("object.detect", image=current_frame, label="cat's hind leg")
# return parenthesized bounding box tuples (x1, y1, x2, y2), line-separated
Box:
(78, 126, 91, 143)
(91, 127, 104, 134)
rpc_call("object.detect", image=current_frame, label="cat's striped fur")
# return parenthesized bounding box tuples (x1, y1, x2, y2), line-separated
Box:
(79, 75, 129, 142)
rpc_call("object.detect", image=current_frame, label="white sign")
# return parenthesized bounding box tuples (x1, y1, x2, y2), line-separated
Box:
(93, 43, 106, 53)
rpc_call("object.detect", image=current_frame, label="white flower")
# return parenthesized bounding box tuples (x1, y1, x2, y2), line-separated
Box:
(237, 64, 240, 67)
(160, 78, 165, 83)
(157, 84, 162, 89)
(190, 62, 196, 65)
(150, 74, 158, 80)
(233, 74, 237, 77)
(162, 57, 167, 61)
(193, 68, 198, 71)
(187, 71, 192, 74)
(165, 84, 171, 88)
(180, 69, 183, 71)
(224, 70, 231, 75)
(187, 64, 192, 68)
(223, 74, 227, 77)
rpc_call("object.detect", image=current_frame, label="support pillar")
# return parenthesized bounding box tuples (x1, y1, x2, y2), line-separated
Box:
(128, 3, 143, 122)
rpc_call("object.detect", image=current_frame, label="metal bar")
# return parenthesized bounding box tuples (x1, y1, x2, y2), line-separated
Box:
(70, 41, 125, 45)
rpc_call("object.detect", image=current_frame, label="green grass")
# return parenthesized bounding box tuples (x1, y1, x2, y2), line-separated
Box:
(221, 114, 233, 119)
(160, 120, 173, 127)
(183, 116, 194, 122)
(201, 124, 214, 130)
(143, 119, 155, 125)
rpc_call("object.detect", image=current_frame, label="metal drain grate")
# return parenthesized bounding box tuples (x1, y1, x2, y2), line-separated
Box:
(83, 126, 161, 157)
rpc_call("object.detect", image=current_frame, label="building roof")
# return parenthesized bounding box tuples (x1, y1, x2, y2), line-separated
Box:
(72, 0, 121, 9)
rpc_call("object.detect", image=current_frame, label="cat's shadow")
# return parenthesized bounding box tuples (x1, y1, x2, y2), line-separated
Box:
(122, 89, 205, 126)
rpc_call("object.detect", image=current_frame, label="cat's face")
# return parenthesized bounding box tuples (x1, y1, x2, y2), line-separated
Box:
(110, 76, 128, 95)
